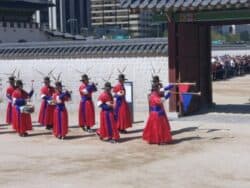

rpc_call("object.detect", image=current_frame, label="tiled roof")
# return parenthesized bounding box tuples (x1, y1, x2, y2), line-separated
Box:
(0, 38, 168, 59)
(120, 0, 250, 12)
(0, 0, 54, 8)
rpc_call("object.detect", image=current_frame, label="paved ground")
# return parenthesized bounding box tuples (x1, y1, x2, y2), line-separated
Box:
(0, 75, 250, 188)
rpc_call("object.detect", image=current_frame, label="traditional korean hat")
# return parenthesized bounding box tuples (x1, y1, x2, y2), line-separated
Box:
(55, 81, 63, 88)
(8, 76, 15, 82)
(43, 76, 50, 82)
(117, 74, 127, 81)
(102, 82, 112, 90)
(16, 80, 23, 87)
(80, 74, 90, 81)
(152, 75, 161, 83)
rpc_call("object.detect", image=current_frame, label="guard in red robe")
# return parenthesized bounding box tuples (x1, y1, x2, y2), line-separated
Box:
(52, 81, 71, 139)
(38, 77, 55, 130)
(78, 74, 97, 132)
(143, 83, 172, 145)
(113, 74, 132, 133)
(12, 80, 34, 137)
(152, 75, 174, 92)
(96, 82, 120, 143)
(6, 76, 16, 124)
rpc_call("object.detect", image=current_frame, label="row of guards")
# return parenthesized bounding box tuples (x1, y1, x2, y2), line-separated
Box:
(2, 68, 200, 145)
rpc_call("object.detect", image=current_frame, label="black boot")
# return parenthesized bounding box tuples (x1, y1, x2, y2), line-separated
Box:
(82, 126, 87, 132)
(87, 126, 93, 133)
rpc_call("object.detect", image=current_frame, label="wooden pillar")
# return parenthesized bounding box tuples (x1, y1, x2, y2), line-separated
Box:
(199, 24, 213, 105)
(168, 21, 178, 112)
(168, 21, 213, 115)
(177, 23, 201, 114)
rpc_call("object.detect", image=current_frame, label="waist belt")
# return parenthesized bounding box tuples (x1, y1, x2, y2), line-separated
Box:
(81, 96, 91, 101)
(150, 106, 162, 112)
(56, 104, 65, 111)
(150, 106, 165, 116)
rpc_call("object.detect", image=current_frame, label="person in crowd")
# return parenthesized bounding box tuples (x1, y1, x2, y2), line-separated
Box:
(38, 76, 56, 130)
(96, 82, 120, 143)
(52, 81, 71, 139)
(78, 74, 97, 133)
(143, 83, 172, 145)
(12, 80, 34, 137)
(6, 76, 16, 124)
(113, 74, 132, 134)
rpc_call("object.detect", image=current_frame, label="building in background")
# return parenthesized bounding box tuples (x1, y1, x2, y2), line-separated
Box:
(0, 0, 53, 43)
(47, 0, 155, 38)
(40, 0, 91, 35)
(90, 0, 154, 38)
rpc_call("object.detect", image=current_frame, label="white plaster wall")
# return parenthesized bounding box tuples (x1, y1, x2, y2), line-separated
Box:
(0, 57, 169, 124)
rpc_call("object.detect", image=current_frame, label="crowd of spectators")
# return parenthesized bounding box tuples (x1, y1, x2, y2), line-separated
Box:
(211, 55, 250, 81)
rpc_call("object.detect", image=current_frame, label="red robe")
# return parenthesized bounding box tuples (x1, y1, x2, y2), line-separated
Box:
(6, 85, 15, 124)
(78, 83, 96, 127)
(12, 89, 32, 134)
(38, 85, 55, 126)
(113, 83, 132, 130)
(97, 92, 120, 140)
(143, 91, 172, 144)
(53, 91, 70, 137)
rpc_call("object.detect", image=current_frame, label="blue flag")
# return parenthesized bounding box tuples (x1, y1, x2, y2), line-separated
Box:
(181, 93, 193, 112)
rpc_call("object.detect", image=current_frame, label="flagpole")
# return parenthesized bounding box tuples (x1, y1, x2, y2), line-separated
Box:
(168, 82, 196, 86)
(169, 91, 201, 96)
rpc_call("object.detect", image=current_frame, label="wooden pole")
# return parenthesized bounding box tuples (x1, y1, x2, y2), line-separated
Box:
(170, 91, 201, 96)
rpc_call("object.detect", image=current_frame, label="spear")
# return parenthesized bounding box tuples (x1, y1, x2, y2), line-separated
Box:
(168, 82, 196, 86)
(34, 68, 45, 77)
(31, 80, 34, 89)
(47, 67, 56, 76)
(169, 91, 201, 96)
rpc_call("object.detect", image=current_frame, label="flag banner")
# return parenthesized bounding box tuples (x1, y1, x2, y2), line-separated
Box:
(181, 93, 193, 112)
(179, 84, 192, 112)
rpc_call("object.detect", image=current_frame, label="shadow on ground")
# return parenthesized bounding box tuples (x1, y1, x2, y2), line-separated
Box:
(119, 136, 142, 143)
(184, 104, 250, 116)
(65, 134, 96, 140)
(0, 131, 16, 135)
(28, 132, 52, 137)
(171, 136, 202, 144)
(171, 127, 198, 136)
(127, 128, 143, 134)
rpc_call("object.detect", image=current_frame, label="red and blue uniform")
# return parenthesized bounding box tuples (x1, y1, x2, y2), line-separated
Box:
(113, 83, 132, 130)
(97, 92, 120, 140)
(38, 86, 55, 126)
(52, 91, 71, 138)
(78, 83, 97, 128)
(12, 89, 33, 134)
(143, 91, 172, 144)
(6, 85, 15, 124)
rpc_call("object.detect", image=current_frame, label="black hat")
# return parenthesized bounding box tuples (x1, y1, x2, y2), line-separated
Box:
(80, 74, 90, 81)
(16, 80, 23, 87)
(8, 76, 16, 82)
(102, 82, 112, 90)
(8, 76, 15, 82)
(151, 83, 160, 91)
(117, 74, 127, 81)
(55, 81, 63, 88)
(152, 75, 161, 83)
(44, 76, 50, 82)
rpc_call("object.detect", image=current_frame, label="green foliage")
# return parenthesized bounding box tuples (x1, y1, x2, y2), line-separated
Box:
(211, 30, 226, 41)
(211, 30, 244, 43)
(225, 33, 240, 42)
